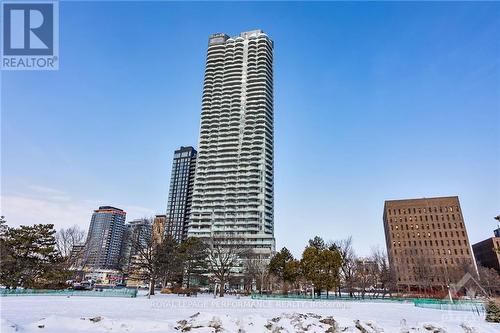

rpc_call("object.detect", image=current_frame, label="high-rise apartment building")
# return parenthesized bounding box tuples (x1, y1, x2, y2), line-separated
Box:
(383, 196, 475, 288)
(166, 146, 197, 242)
(84, 206, 126, 269)
(120, 218, 152, 272)
(152, 214, 166, 245)
(188, 30, 275, 255)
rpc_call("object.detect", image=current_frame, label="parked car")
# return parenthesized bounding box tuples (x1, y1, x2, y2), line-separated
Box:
(72, 281, 93, 291)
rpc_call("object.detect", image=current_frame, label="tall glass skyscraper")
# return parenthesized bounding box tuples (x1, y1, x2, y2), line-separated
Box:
(84, 206, 126, 269)
(188, 30, 275, 255)
(166, 146, 197, 242)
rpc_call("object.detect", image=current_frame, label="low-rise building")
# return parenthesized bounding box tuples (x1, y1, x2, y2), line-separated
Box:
(84, 269, 123, 285)
(472, 229, 500, 273)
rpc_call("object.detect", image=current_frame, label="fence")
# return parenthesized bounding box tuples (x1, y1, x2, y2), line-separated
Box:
(252, 293, 486, 314)
(251, 293, 413, 303)
(0, 288, 138, 298)
(414, 298, 485, 314)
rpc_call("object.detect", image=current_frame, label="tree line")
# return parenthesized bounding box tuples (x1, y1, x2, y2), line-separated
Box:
(266, 236, 396, 298)
(1, 218, 499, 299)
(267, 236, 500, 299)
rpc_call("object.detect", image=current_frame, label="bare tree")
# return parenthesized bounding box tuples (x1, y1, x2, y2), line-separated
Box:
(55, 225, 86, 258)
(448, 261, 482, 298)
(128, 232, 180, 298)
(332, 237, 356, 297)
(413, 256, 434, 295)
(478, 266, 500, 296)
(207, 236, 249, 297)
(55, 225, 86, 268)
(354, 258, 378, 299)
(370, 247, 396, 298)
(244, 253, 270, 293)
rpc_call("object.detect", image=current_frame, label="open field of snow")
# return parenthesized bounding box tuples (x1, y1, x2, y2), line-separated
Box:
(1, 293, 499, 333)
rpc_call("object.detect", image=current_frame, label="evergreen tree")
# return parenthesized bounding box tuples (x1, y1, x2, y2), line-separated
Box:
(268, 247, 294, 281)
(308, 236, 325, 250)
(320, 247, 342, 297)
(486, 299, 500, 323)
(300, 245, 323, 294)
(301, 237, 342, 297)
(0, 223, 68, 289)
(0, 216, 7, 238)
(283, 259, 301, 286)
(178, 237, 208, 288)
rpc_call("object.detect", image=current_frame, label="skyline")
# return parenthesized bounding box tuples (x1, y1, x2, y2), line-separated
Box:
(1, 1, 499, 258)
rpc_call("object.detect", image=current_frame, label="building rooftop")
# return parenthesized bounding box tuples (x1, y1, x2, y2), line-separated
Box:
(384, 196, 459, 205)
(176, 146, 196, 152)
(96, 206, 125, 213)
(208, 30, 269, 46)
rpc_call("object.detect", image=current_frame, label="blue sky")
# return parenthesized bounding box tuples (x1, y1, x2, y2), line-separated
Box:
(1, 1, 499, 257)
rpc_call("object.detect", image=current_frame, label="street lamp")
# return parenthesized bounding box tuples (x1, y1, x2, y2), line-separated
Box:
(494, 216, 500, 238)
(311, 283, 315, 300)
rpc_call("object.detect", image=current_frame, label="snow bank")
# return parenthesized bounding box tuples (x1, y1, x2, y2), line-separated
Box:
(1, 294, 499, 333)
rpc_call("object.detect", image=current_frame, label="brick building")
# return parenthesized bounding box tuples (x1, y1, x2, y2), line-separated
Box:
(472, 230, 500, 273)
(383, 196, 475, 289)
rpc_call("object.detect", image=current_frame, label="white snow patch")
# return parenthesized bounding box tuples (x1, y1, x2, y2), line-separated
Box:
(1, 294, 499, 333)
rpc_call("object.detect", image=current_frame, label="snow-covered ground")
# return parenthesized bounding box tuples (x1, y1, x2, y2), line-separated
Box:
(1, 293, 498, 333)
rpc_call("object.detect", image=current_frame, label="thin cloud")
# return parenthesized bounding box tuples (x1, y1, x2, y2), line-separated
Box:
(0, 194, 93, 229)
(0, 192, 158, 230)
(28, 184, 67, 195)
(26, 184, 72, 202)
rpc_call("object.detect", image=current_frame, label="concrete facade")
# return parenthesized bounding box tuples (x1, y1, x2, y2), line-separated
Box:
(188, 30, 275, 255)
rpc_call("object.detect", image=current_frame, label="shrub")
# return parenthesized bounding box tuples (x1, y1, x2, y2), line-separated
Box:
(485, 298, 500, 323)
(160, 288, 172, 294)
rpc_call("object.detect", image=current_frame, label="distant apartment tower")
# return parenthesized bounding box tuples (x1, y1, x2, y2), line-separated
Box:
(188, 30, 275, 255)
(120, 218, 152, 272)
(166, 146, 197, 242)
(69, 244, 86, 269)
(84, 206, 126, 269)
(383, 196, 475, 288)
(152, 214, 166, 245)
(472, 228, 500, 273)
